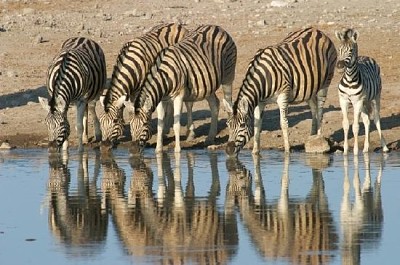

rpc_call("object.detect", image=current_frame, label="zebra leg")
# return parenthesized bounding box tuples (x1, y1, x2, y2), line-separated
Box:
(277, 94, 290, 153)
(155, 102, 167, 153)
(253, 102, 266, 154)
(371, 98, 389, 152)
(361, 108, 371, 153)
(76, 101, 87, 152)
(307, 96, 319, 135)
(163, 100, 174, 137)
(339, 96, 350, 155)
(352, 100, 364, 155)
(206, 94, 220, 145)
(185, 101, 195, 141)
(173, 97, 184, 153)
(316, 87, 328, 135)
(89, 101, 101, 142)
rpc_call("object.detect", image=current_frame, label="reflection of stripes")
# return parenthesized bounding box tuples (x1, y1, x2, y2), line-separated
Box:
(99, 23, 188, 145)
(226, 27, 337, 155)
(128, 24, 237, 153)
(335, 28, 388, 154)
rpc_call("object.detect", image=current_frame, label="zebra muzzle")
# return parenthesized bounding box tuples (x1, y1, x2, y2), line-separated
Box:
(100, 140, 113, 153)
(336, 60, 345, 72)
(129, 141, 143, 155)
(225, 141, 238, 157)
(48, 141, 61, 153)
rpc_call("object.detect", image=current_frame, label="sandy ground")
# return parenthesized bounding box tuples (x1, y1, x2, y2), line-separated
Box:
(1, 0, 400, 153)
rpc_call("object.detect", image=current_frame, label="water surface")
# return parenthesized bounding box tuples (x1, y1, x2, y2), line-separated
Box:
(0, 148, 399, 264)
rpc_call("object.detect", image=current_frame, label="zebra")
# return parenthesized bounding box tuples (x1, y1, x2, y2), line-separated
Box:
(99, 23, 188, 150)
(39, 37, 106, 152)
(125, 24, 237, 153)
(335, 28, 389, 155)
(225, 27, 337, 156)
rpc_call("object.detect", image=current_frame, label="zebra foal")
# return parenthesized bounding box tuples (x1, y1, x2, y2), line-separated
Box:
(225, 27, 337, 156)
(335, 28, 389, 155)
(99, 23, 188, 150)
(39, 37, 106, 152)
(126, 24, 237, 153)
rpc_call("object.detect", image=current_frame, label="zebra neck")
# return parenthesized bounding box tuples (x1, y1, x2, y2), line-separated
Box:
(50, 92, 69, 113)
(235, 95, 256, 117)
(343, 63, 361, 84)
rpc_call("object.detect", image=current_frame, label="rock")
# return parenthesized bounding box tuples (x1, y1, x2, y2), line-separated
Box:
(0, 141, 15, 150)
(304, 135, 331, 153)
(270, 1, 289, 7)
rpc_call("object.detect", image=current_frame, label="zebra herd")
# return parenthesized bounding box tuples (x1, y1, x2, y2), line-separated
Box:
(39, 23, 389, 156)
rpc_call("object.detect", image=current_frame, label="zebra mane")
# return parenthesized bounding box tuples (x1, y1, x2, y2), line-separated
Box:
(49, 50, 71, 113)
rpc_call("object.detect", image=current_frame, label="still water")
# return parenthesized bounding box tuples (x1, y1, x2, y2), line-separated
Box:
(0, 148, 399, 265)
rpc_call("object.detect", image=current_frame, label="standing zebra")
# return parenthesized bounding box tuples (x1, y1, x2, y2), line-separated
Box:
(99, 23, 188, 150)
(125, 24, 237, 153)
(39, 37, 106, 152)
(335, 28, 388, 155)
(225, 27, 337, 156)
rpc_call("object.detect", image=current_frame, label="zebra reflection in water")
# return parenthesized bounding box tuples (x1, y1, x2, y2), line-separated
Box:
(101, 151, 238, 264)
(225, 154, 338, 264)
(340, 154, 384, 265)
(46, 152, 107, 256)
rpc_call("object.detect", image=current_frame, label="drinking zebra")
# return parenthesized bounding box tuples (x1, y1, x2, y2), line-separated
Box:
(125, 24, 237, 153)
(99, 23, 188, 150)
(39, 37, 106, 152)
(225, 27, 337, 156)
(335, 28, 389, 155)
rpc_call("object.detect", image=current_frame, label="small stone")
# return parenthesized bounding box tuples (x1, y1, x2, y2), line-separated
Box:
(305, 135, 331, 153)
(35, 35, 44, 44)
(270, 0, 289, 7)
(0, 141, 15, 150)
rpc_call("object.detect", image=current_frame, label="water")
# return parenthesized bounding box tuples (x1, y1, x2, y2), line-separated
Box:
(0, 148, 399, 265)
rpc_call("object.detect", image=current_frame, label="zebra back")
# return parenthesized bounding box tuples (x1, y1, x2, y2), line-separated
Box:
(134, 24, 237, 112)
(234, 27, 337, 114)
(102, 23, 189, 110)
(46, 37, 106, 111)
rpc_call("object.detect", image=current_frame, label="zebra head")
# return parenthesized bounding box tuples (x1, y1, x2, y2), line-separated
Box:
(335, 28, 359, 73)
(125, 101, 152, 154)
(225, 99, 253, 157)
(99, 96, 126, 151)
(39, 97, 70, 152)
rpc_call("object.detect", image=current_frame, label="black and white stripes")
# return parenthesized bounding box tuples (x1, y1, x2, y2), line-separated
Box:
(127, 24, 237, 153)
(99, 23, 188, 148)
(39, 37, 106, 152)
(225, 27, 337, 156)
(335, 28, 388, 155)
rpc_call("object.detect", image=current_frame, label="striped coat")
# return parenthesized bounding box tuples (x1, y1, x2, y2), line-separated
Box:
(126, 24, 237, 153)
(39, 37, 106, 152)
(225, 27, 337, 155)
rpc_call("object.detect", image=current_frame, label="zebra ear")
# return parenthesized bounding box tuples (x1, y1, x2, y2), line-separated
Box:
(351, 29, 359, 43)
(115, 96, 126, 109)
(99, 95, 105, 107)
(335, 30, 343, 41)
(143, 99, 153, 113)
(124, 100, 135, 113)
(238, 99, 249, 114)
(223, 98, 233, 115)
(38, 97, 50, 112)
